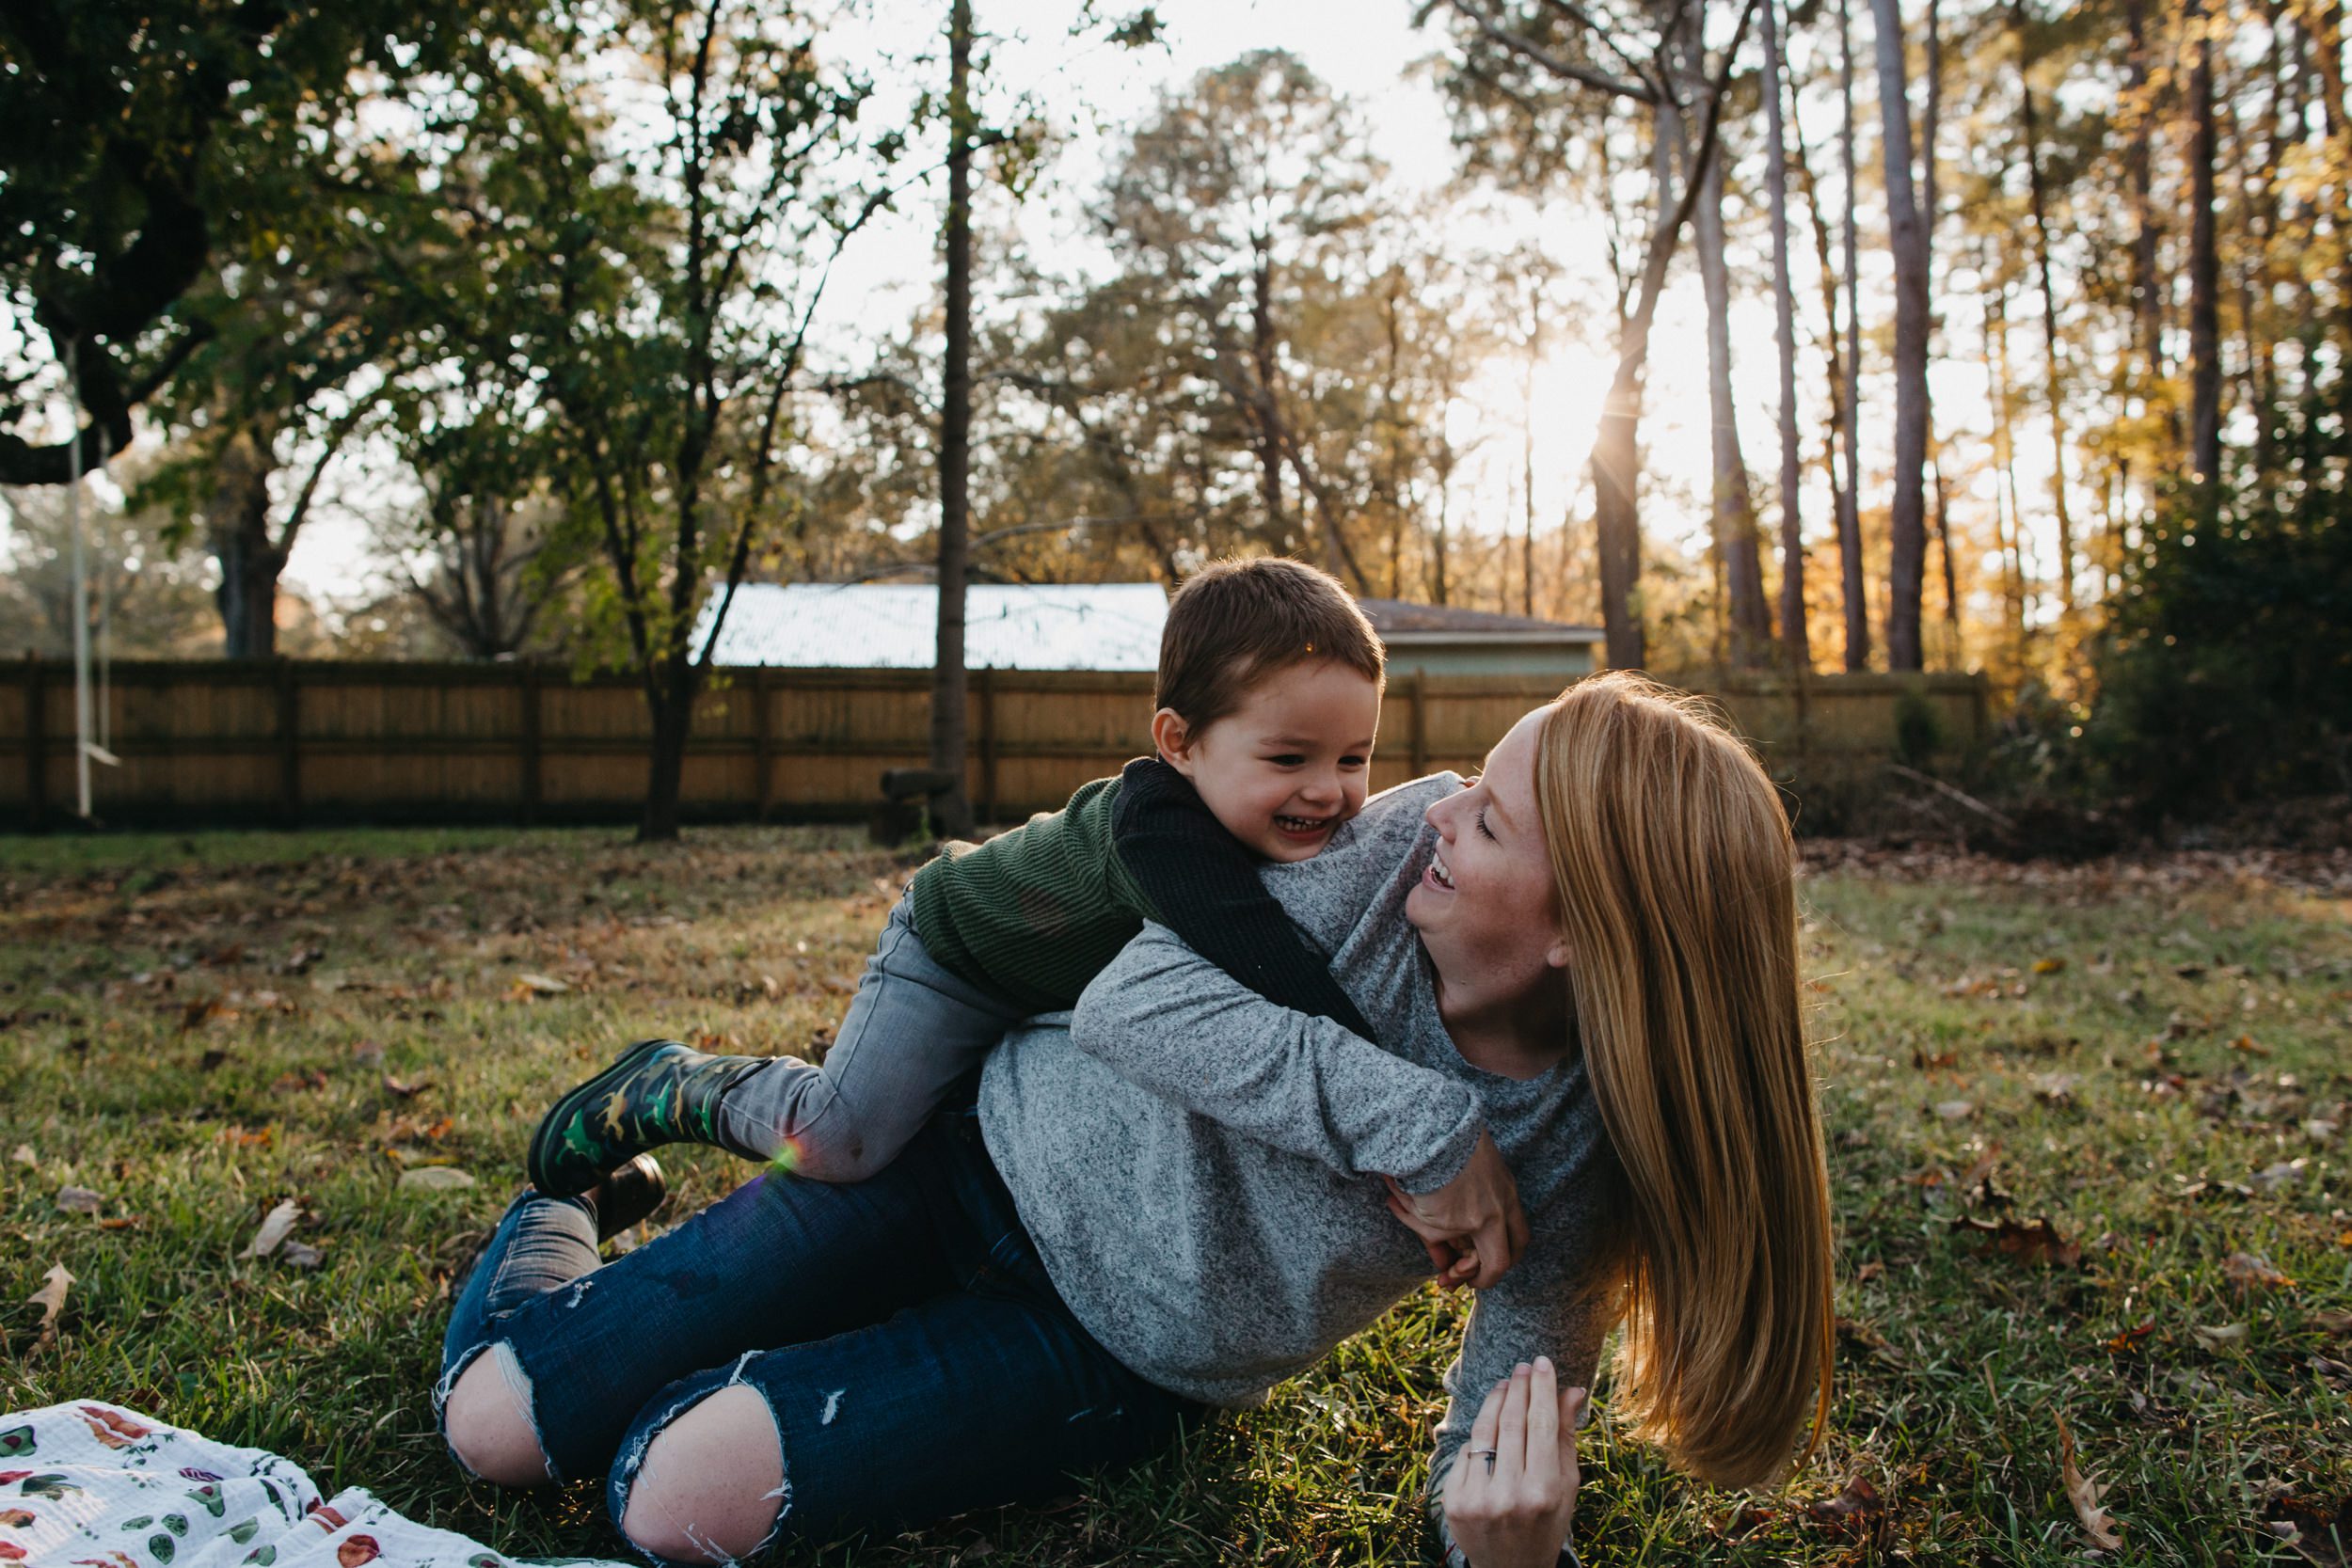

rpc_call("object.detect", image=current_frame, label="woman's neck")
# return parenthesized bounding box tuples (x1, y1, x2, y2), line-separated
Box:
(1434, 974, 1570, 1082)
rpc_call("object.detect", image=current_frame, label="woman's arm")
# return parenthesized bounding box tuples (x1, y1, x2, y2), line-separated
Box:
(1109, 756, 1381, 1041)
(1440, 1360, 1589, 1568)
(1069, 921, 1483, 1192)
(1426, 1223, 1610, 1567)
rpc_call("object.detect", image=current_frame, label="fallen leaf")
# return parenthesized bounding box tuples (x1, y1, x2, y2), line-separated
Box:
(1836, 1316, 1908, 1367)
(2034, 1072, 2081, 1104)
(2224, 1251, 2296, 1291)
(511, 973, 570, 998)
(1855, 1261, 1885, 1285)
(8, 1146, 33, 1168)
(1804, 1475, 1883, 1527)
(2230, 1033, 2271, 1056)
(1912, 1047, 1960, 1070)
(270, 1068, 329, 1094)
(1950, 1213, 2082, 1267)
(240, 1199, 302, 1260)
(2312, 1309, 2352, 1338)
(2033, 957, 2068, 975)
(397, 1165, 476, 1193)
(281, 1241, 325, 1270)
(2192, 1322, 2249, 1351)
(1932, 1100, 1977, 1121)
(25, 1264, 72, 1348)
(2250, 1160, 2308, 1193)
(2307, 1119, 2342, 1142)
(2105, 1322, 2157, 1356)
(2057, 1413, 2124, 1550)
(382, 1075, 432, 1099)
(54, 1186, 102, 1216)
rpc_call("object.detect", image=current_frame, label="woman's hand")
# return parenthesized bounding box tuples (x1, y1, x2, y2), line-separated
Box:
(1443, 1357, 1586, 1568)
(1383, 1130, 1528, 1290)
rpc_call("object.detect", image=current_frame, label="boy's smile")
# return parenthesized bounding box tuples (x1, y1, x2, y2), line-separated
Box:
(1155, 658, 1383, 863)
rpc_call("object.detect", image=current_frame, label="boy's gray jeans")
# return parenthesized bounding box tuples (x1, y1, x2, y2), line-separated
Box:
(718, 896, 1029, 1182)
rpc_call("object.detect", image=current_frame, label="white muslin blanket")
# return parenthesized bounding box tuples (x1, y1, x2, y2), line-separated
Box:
(0, 1402, 626, 1568)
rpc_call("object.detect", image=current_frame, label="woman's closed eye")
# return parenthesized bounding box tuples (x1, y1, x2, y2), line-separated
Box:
(1476, 808, 1497, 842)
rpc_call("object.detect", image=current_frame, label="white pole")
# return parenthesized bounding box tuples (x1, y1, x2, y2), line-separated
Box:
(67, 339, 93, 820)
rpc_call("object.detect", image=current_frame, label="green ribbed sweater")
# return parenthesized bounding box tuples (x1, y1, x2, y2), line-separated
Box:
(904, 777, 1156, 1016)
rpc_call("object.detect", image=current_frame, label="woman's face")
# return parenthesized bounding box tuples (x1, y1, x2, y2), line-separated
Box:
(1406, 707, 1569, 1018)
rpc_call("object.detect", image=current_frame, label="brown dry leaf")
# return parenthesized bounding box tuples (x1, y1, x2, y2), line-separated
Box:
(2224, 1251, 2296, 1291)
(270, 1067, 329, 1094)
(11, 1144, 37, 1168)
(1912, 1047, 1960, 1071)
(240, 1198, 302, 1260)
(1950, 1213, 2083, 1267)
(2032, 957, 2068, 975)
(25, 1263, 72, 1349)
(2315, 1309, 2352, 1338)
(1836, 1316, 1909, 1368)
(2229, 1033, 2271, 1056)
(1855, 1261, 1885, 1285)
(54, 1184, 103, 1216)
(281, 1241, 326, 1270)
(2105, 1322, 2157, 1356)
(382, 1074, 433, 1100)
(2056, 1413, 2124, 1551)
(2192, 1322, 2249, 1351)
(1932, 1100, 1978, 1121)
(511, 973, 570, 999)
(398, 1165, 476, 1193)
(1804, 1475, 1883, 1528)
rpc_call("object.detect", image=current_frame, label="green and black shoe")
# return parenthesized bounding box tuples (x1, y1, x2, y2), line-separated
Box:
(527, 1038, 766, 1197)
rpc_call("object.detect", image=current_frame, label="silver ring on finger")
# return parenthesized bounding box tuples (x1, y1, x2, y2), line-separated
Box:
(1470, 1448, 1499, 1474)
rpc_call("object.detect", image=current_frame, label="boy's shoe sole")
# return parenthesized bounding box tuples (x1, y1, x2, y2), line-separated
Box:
(593, 1153, 668, 1241)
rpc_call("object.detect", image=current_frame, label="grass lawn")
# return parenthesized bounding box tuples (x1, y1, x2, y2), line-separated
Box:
(3, 825, 2348, 1565)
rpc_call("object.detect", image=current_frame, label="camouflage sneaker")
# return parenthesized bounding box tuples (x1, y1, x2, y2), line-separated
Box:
(527, 1039, 762, 1196)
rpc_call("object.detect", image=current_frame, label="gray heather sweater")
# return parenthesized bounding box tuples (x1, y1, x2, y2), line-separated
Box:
(977, 772, 1617, 1499)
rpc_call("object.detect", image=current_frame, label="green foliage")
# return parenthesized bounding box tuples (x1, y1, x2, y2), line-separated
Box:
(2087, 372, 2352, 817)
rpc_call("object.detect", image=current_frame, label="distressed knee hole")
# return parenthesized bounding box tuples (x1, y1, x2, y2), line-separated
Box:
(443, 1343, 554, 1487)
(619, 1384, 786, 1565)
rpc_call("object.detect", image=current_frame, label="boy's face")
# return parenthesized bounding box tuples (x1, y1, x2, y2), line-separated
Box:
(1156, 658, 1381, 863)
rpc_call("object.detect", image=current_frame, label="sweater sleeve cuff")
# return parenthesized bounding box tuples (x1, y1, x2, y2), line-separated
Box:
(1391, 1091, 1484, 1196)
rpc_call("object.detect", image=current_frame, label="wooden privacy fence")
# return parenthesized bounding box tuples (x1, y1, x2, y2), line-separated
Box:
(1, 658, 1988, 832)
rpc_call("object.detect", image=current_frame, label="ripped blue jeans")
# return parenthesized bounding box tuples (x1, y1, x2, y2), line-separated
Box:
(436, 1112, 1199, 1563)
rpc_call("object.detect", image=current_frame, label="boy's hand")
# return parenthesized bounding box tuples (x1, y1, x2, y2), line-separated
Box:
(1381, 1131, 1527, 1290)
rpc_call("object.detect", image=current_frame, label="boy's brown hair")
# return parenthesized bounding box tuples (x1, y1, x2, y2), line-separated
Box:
(1156, 557, 1386, 730)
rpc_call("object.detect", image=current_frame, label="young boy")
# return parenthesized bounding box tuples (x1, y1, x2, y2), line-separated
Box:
(526, 557, 1389, 1196)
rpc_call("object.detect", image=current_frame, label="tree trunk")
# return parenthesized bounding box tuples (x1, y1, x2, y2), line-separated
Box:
(930, 0, 977, 839)
(1870, 0, 1931, 672)
(638, 665, 693, 843)
(1593, 354, 1648, 671)
(1248, 247, 1290, 540)
(1836, 0, 1870, 671)
(1684, 0, 1770, 666)
(2012, 0, 2077, 619)
(206, 426, 284, 659)
(1762, 0, 1810, 672)
(2188, 0, 2224, 489)
(2125, 0, 2168, 403)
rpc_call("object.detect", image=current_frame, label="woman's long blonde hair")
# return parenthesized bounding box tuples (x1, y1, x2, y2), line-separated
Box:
(1535, 672, 1835, 1487)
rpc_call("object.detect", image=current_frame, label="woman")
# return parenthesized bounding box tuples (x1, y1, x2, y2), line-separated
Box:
(437, 673, 1836, 1568)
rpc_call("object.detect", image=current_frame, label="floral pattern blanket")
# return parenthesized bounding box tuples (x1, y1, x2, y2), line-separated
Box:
(0, 1402, 626, 1568)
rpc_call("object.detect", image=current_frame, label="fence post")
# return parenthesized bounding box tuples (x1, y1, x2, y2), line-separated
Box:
(977, 666, 998, 825)
(1407, 669, 1429, 778)
(519, 664, 542, 827)
(277, 661, 301, 824)
(23, 655, 44, 833)
(753, 667, 773, 821)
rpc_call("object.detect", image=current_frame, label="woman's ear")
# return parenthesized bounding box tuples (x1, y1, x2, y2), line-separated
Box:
(1546, 931, 1572, 972)
(1151, 708, 1198, 775)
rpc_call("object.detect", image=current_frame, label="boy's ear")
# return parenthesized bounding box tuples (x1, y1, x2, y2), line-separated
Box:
(1150, 708, 1198, 774)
